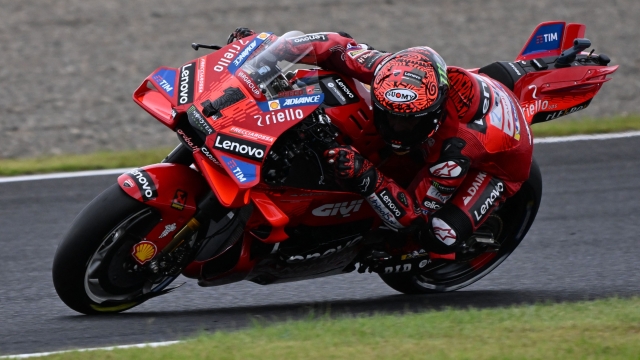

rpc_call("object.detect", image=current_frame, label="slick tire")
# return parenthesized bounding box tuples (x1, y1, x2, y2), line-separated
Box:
(52, 184, 151, 315)
(380, 158, 542, 294)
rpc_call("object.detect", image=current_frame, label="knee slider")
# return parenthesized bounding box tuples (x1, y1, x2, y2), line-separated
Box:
(423, 204, 473, 254)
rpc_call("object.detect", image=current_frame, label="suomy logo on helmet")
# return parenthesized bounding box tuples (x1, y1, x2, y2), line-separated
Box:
(384, 88, 417, 103)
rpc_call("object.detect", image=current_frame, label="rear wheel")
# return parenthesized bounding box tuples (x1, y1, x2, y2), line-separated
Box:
(53, 185, 175, 314)
(380, 158, 542, 294)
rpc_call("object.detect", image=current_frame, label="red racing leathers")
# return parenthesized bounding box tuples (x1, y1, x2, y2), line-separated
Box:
(234, 31, 534, 254)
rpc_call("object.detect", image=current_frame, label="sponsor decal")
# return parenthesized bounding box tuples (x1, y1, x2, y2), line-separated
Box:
(364, 52, 385, 70)
(508, 62, 522, 76)
(540, 99, 592, 122)
(468, 78, 491, 134)
(366, 192, 404, 229)
(213, 133, 267, 161)
(255, 108, 305, 126)
(384, 88, 418, 103)
(286, 236, 362, 264)
(152, 68, 177, 97)
(201, 145, 222, 167)
(348, 48, 366, 58)
(422, 199, 441, 211)
(131, 241, 157, 265)
(187, 105, 214, 136)
(232, 40, 257, 67)
(322, 78, 346, 105)
(221, 155, 257, 183)
(432, 181, 456, 194)
(258, 94, 324, 112)
(177, 128, 201, 151)
(197, 58, 206, 93)
(257, 32, 269, 40)
(522, 23, 564, 56)
(227, 126, 275, 144)
(397, 192, 409, 207)
(427, 185, 451, 203)
(402, 70, 425, 87)
(171, 108, 177, 119)
(278, 89, 304, 97)
(378, 188, 406, 218)
(462, 172, 487, 205)
(358, 176, 371, 194)
(419, 259, 431, 268)
(312, 199, 364, 217)
(384, 264, 412, 274)
(123, 179, 134, 188)
(178, 62, 195, 105)
(128, 169, 157, 201)
(429, 161, 463, 178)
(334, 78, 355, 99)
(290, 33, 328, 45)
(432, 218, 456, 246)
(159, 223, 177, 238)
(213, 43, 241, 72)
(171, 189, 188, 211)
(237, 70, 261, 97)
(468, 179, 505, 225)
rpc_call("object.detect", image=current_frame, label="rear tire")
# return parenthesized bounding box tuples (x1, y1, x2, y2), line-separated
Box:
(380, 158, 542, 294)
(52, 184, 164, 314)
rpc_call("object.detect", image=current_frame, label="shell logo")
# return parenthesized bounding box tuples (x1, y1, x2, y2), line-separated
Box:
(268, 100, 281, 110)
(257, 33, 269, 40)
(131, 241, 158, 265)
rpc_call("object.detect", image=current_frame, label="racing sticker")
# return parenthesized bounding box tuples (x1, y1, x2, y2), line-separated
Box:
(171, 189, 188, 211)
(257, 94, 324, 111)
(429, 161, 463, 178)
(177, 62, 195, 106)
(467, 178, 505, 226)
(187, 105, 214, 136)
(131, 241, 158, 265)
(290, 33, 329, 45)
(221, 155, 258, 183)
(127, 168, 157, 201)
(213, 133, 267, 162)
(152, 68, 177, 98)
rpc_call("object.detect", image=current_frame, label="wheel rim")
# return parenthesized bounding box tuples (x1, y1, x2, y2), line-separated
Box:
(83, 209, 171, 304)
(413, 190, 536, 292)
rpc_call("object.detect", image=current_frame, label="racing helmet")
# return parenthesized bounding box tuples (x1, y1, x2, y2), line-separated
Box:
(372, 47, 449, 152)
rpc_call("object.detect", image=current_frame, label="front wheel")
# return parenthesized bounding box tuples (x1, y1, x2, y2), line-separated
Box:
(380, 158, 542, 294)
(52, 184, 175, 314)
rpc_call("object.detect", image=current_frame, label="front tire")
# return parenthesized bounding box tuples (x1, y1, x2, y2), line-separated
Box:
(52, 184, 165, 314)
(380, 158, 542, 294)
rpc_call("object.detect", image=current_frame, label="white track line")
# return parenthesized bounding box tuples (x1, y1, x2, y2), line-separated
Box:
(0, 341, 181, 359)
(1, 131, 640, 184)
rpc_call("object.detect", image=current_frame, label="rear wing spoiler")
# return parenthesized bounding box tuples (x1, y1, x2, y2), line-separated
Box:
(516, 21, 586, 62)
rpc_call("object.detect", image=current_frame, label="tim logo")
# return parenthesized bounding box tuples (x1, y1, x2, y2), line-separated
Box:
(536, 32, 558, 44)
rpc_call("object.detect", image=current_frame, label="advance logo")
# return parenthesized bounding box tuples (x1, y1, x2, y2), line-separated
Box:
(213, 133, 267, 162)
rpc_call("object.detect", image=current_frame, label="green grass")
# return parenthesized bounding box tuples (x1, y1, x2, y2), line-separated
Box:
(0, 147, 174, 176)
(531, 114, 640, 137)
(0, 115, 639, 177)
(40, 297, 640, 360)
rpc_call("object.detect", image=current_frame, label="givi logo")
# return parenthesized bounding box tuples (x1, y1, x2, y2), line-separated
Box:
(312, 200, 364, 217)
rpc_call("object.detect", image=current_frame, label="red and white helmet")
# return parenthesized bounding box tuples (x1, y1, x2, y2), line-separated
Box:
(372, 47, 449, 151)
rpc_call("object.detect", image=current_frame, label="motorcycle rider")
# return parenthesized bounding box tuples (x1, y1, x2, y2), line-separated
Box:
(228, 28, 533, 258)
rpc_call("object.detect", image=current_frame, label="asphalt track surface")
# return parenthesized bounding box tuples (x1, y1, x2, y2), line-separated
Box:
(1, 137, 640, 356)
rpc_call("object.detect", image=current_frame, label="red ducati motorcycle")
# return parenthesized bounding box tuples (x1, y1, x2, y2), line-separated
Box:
(53, 22, 617, 314)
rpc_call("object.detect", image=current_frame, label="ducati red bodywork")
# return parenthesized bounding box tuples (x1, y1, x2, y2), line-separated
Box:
(120, 23, 616, 285)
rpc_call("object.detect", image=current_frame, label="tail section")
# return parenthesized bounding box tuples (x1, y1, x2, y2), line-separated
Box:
(516, 22, 586, 61)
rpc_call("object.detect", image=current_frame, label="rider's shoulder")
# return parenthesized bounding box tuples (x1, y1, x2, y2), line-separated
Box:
(445, 66, 494, 125)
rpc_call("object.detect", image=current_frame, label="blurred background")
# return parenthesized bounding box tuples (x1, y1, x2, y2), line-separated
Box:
(1, 0, 636, 158)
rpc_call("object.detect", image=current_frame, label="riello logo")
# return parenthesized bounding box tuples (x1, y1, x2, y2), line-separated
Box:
(384, 88, 417, 103)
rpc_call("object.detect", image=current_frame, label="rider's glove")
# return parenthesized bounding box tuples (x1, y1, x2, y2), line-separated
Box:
(324, 145, 380, 195)
(227, 27, 256, 44)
